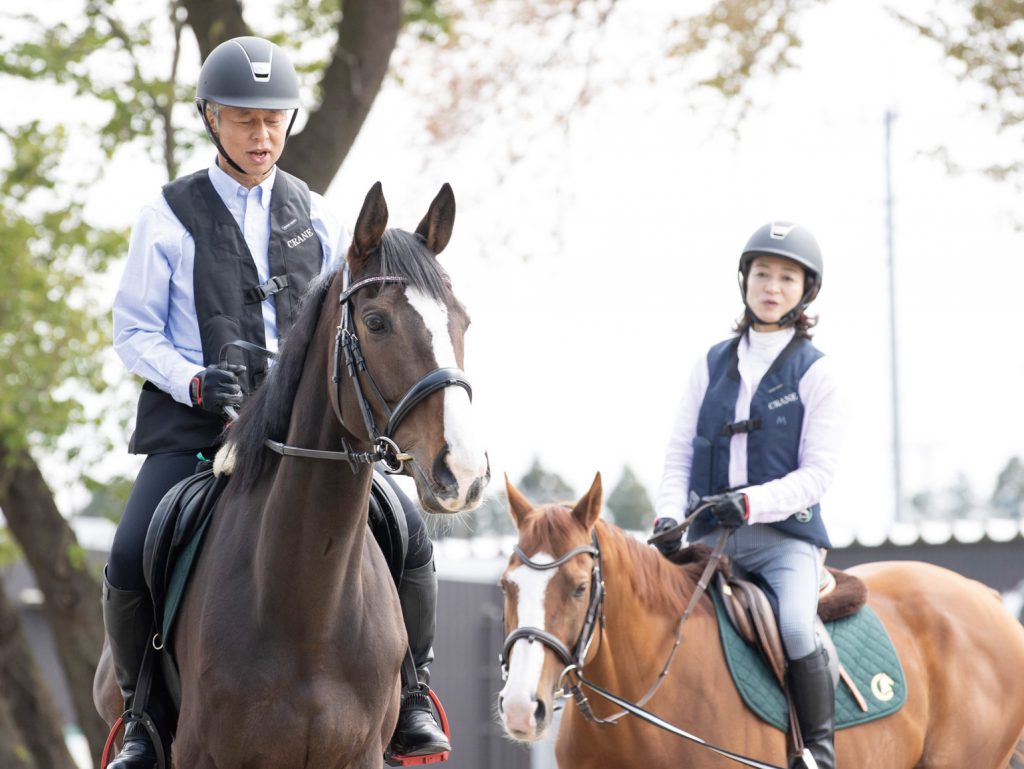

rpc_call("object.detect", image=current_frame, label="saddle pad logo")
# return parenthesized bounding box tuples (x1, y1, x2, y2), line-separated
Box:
(795, 509, 813, 523)
(871, 673, 895, 702)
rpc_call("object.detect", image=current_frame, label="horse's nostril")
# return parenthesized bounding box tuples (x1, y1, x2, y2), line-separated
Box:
(498, 695, 504, 714)
(431, 447, 458, 500)
(465, 477, 485, 506)
(534, 699, 546, 724)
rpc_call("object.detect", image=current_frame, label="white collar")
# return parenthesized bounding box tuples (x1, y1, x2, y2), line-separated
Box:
(208, 158, 276, 209)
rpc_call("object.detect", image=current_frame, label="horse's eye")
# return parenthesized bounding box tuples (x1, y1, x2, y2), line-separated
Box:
(363, 314, 388, 333)
(572, 583, 587, 599)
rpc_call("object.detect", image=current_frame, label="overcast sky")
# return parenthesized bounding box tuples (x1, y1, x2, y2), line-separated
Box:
(323, 0, 1024, 537)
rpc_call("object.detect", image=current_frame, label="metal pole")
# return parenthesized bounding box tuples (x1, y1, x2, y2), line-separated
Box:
(884, 109, 904, 521)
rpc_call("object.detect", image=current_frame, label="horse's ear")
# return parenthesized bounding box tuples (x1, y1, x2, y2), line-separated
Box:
(571, 473, 603, 531)
(350, 181, 388, 272)
(504, 474, 534, 529)
(415, 183, 455, 255)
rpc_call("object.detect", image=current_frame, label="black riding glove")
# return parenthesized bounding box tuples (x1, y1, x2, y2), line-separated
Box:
(703, 492, 750, 529)
(650, 517, 682, 557)
(189, 364, 245, 414)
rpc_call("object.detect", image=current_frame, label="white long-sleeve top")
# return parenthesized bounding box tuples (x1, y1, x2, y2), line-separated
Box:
(655, 327, 841, 525)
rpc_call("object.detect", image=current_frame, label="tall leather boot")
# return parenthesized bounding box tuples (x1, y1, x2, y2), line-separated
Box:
(788, 647, 836, 769)
(390, 559, 451, 757)
(102, 571, 158, 769)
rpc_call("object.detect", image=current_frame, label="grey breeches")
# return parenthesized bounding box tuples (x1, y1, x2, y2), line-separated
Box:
(698, 524, 822, 660)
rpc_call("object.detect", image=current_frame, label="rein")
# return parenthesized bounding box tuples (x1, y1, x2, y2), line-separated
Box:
(502, 509, 786, 768)
(249, 267, 472, 473)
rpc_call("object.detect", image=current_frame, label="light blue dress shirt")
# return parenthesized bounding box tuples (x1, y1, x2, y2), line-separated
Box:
(113, 160, 349, 406)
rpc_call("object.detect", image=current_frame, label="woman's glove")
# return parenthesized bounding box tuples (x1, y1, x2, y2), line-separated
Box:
(702, 492, 750, 528)
(650, 517, 682, 557)
(189, 364, 245, 414)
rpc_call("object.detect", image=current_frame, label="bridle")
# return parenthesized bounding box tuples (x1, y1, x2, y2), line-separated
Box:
(499, 507, 731, 725)
(262, 266, 473, 473)
(499, 531, 606, 682)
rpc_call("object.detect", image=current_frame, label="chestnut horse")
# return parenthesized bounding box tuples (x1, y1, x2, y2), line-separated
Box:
(94, 183, 489, 768)
(498, 473, 1024, 769)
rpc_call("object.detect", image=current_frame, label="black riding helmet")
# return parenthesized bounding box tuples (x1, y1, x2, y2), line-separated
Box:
(737, 221, 823, 328)
(195, 36, 300, 175)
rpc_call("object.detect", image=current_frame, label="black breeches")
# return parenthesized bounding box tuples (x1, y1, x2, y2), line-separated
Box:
(108, 453, 434, 591)
(107, 449, 216, 591)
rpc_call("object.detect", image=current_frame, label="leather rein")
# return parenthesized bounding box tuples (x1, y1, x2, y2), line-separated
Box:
(499, 510, 788, 769)
(253, 267, 472, 473)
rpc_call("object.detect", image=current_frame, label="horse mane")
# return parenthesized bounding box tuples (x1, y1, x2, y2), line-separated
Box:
(227, 228, 449, 488)
(228, 271, 334, 488)
(593, 519, 702, 617)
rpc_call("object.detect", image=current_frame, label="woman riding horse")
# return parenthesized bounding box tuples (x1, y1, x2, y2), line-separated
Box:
(499, 476, 1024, 769)
(652, 222, 838, 768)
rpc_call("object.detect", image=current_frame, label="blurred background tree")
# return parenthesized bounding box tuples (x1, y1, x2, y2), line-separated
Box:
(604, 465, 654, 531)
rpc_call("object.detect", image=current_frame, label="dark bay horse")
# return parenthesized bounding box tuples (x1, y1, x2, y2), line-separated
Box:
(95, 183, 489, 768)
(498, 474, 1024, 769)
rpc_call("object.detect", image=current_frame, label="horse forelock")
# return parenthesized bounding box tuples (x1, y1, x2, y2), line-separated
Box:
(374, 228, 450, 302)
(228, 270, 336, 488)
(514, 503, 581, 561)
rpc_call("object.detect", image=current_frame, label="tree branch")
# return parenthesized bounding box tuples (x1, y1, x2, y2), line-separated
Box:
(179, 0, 250, 59)
(283, 0, 403, 193)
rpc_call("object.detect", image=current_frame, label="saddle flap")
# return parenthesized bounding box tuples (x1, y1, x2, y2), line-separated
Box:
(368, 474, 409, 586)
(728, 577, 788, 687)
(142, 469, 227, 631)
(714, 573, 756, 646)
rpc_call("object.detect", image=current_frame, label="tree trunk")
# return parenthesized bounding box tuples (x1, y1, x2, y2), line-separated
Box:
(283, 0, 403, 193)
(181, 0, 404, 193)
(0, 444, 108, 764)
(0, 577, 76, 769)
(0, 691, 38, 769)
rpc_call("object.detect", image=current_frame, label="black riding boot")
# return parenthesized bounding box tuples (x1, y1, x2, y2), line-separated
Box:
(390, 560, 451, 757)
(102, 572, 158, 769)
(788, 647, 836, 769)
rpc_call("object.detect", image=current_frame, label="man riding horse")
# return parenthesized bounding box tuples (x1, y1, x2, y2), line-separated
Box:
(105, 36, 449, 768)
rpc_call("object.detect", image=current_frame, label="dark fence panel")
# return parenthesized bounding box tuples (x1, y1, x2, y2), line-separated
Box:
(828, 538, 1024, 592)
(432, 577, 532, 769)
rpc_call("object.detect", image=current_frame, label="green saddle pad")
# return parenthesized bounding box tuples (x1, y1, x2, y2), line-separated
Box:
(711, 587, 906, 731)
(161, 514, 214, 648)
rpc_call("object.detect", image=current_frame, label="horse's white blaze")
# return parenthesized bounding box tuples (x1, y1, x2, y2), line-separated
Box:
(499, 556, 555, 738)
(405, 287, 487, 510)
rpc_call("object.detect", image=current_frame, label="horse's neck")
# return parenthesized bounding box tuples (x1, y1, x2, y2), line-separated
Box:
(251, 372, 376, 624)
(587, 529, 711, 694)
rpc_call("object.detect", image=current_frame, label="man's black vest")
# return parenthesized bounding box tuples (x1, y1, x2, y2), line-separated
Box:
(687, 334, 832, 548)
(129, 168, 323, 455)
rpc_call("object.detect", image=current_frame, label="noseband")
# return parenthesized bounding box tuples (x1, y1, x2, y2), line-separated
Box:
(499, 532, 606, 683)
(264, 268, 472, 473)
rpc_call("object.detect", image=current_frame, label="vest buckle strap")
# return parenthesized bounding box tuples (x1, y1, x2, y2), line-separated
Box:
(245, 274, 290, 303)
(720, 418, 762, 436)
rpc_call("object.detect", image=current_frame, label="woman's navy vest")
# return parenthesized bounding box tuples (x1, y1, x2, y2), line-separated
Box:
(687, 335, 831, 548)
(129, 168, 323, 455)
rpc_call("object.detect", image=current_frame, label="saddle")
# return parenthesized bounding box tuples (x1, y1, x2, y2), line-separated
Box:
(667, 542, 900, 754)
(714, 565, 871, 715)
